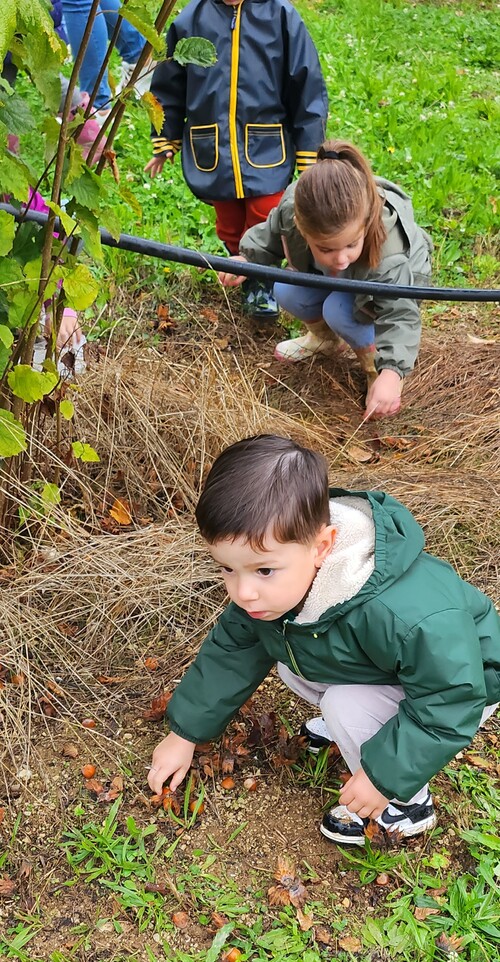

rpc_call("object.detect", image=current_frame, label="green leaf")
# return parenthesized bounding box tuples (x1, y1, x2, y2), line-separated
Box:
(8, 364, 58, 402)
(46, 201, 80, 239)
(67, 168, 103, 209)
(61, 264, 99, 309)
(73, 204, 102, 260)
(118, 185, 142, 220)
(41, 482, 61, 506)
(0, 210, 16, 255)
(99, 206, 122, 243)
(8, 289, 40, 329)
(0, 153, 30, 202)
(0, 324, 14, 348)
(205, 924, 234, 962)
(0, 409, 27, 456)
(59, 398, 74, 420)
(72, 441, 100, 462)
(173, 37, 217, 68)
(11, 221, 45, 266)
(0, 88, 36, 135)
(10, 0, 65, 111)
(0, 1, 17, 66)
(118, 1, 164, 54)
(42, 115, 62, 165)
(64, 140, 85, 187)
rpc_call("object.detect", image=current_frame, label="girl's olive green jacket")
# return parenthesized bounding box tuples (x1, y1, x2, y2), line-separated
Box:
(239, 179, 433, 378)
(168, 491, 500, 801)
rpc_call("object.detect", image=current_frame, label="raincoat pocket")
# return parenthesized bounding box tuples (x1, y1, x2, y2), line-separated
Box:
(245, 123, 285, 168)
(189, 124, 219, 172)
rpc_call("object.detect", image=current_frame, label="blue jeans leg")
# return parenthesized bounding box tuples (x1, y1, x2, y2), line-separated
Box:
(273, 282, 325, 322)
(62, 0, 145, 108)
(322, 291, 374, 349)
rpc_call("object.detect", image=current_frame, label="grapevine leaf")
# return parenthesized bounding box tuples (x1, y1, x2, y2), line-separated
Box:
(0, 210, 16, 255)
(72, 441, 100, 462)
(0, 409, 27, 457)
(0, 324, 14, 348)
(7, 365, 58, 402)
(61, 264, 99, 309)
(59, 398, 74, 420)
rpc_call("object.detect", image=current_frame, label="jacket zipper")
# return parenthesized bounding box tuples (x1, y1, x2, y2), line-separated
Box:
(229, 4, 244, 198)
(282, 619, 305, 678)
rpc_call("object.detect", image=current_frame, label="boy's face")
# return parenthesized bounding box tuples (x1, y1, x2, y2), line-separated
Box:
(208, 526, 335, 622)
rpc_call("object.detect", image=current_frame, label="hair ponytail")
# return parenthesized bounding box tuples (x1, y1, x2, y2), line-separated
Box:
(295, 139, 386, 269)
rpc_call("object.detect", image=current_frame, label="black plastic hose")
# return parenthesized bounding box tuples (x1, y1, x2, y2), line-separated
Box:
(2, 202, 499, 302)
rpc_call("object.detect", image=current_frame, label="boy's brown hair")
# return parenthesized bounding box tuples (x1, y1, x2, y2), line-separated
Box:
(195, 435, 330, 550)
(294, 139, 387, 269)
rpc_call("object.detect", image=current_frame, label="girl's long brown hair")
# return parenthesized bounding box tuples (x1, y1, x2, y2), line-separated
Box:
(294, 139, 386, 269)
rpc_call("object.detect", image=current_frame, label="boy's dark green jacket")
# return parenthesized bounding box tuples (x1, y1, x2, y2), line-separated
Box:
(150, 0, 328, 200)
(168, 491, 500, 801)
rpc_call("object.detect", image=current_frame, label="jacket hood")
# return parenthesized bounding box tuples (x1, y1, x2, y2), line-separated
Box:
(308, 489, 426, 624)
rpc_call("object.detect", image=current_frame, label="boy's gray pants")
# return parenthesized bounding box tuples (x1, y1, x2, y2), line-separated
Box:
(278, 663, 498, 807)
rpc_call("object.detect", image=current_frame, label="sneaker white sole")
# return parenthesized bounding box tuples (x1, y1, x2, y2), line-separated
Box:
(320, 823, 365, 845)
(382, 812, 437, 837)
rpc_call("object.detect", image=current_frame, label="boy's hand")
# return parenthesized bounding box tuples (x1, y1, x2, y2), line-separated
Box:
(339, 767, 389, 819)
(148, 732, 195, 794)
(217, 255, 248, 287)
(364, 369, 402, 420)
(144, 154, 172, 178)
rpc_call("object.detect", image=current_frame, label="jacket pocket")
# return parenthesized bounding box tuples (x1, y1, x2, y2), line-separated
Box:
(189, 124, 219, 172)
(245, 123, 285, 168)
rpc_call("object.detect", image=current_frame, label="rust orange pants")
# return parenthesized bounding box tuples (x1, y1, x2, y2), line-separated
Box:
(212, 192, 284, 254)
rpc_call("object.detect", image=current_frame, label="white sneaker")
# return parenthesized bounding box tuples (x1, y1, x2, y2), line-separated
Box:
(274, 331, 339, 363)
(300, 716, 332, 754)
(117, 59, 156, 98)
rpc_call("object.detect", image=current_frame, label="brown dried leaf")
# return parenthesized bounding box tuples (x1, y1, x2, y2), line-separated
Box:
(346, 443, 373, 463)
(268, 884, 291, 906)
(338, 935, 362, 952)
(288, 879, 308, 909)
(274, 856, 297, 883)
(221, 753, 235, 775)
(435, 932, 464, 953)
(171, 911, 189, 929)
(296, 907, 314, 931)
(18, 860, 32, 879)
(0, 877, 17, 896)
(84, 777, 105, 795)
(463, 753, 493, 770)
(62, 742, 79, 758)
(314, 925, 332, 945)
(104, 148, 120, 184)
(211, 910, 229, 929)
(97, 675, 128, 685)
(414, 906, 440, 920)
(144, 656, 159, 671)
(0, 808, 5, 825)
(143, 690, 172, 721)
(109, 498, 133, 526)
(144, 882, 168, 895)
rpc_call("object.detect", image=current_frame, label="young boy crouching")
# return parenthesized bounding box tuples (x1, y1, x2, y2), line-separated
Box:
(148, 435, 500, 845)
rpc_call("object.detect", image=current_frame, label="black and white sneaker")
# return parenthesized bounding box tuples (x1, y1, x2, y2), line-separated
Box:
(300, 716, 332, 754)
(320, 794, 437, 846)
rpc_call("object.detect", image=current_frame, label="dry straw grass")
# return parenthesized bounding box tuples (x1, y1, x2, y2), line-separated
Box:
(0, 330, 499, 789)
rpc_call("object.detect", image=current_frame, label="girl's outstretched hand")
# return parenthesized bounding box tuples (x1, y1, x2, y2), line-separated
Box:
(148, 731, 195, 795)
(364, 369, 402, 420)
(217, 255, 249, 287)
(339, 767, 389, 819)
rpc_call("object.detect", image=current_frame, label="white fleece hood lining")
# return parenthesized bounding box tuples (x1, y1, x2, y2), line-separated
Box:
(295, 496, 376, 624)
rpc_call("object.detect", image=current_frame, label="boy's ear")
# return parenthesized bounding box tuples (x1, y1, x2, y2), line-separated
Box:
(314, 524, 336, 567)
